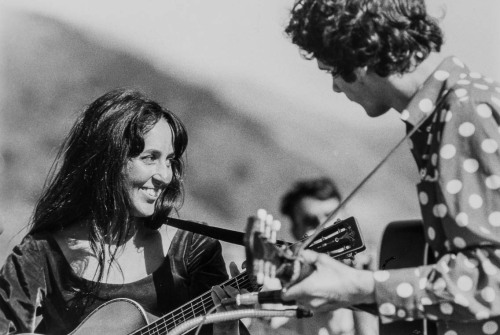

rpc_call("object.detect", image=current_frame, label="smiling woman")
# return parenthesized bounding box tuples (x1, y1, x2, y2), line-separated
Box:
(0, 89, 247, 335)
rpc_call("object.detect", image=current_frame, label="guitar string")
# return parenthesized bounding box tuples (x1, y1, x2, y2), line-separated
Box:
(137, 235, 356, 335)
(137, 278, 254, 335)
(133, 275, 254, 334)
(134, 223, 359, 334)
(297, 107, 436, 254)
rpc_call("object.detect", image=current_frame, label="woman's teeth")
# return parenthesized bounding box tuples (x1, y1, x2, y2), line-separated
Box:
(142, 188, 160, 197)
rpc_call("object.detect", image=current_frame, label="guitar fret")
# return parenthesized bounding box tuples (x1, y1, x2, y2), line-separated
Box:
(131, 270, 258, 334)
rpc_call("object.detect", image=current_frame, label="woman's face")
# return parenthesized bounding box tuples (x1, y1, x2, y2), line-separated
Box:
(123, 118, 175, 217)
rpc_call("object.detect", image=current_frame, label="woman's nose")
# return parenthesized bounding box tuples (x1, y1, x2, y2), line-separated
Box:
(153, 162, 172, 186)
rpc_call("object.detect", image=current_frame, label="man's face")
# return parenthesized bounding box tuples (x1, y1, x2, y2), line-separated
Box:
(291, 196, 340, 240)
(317, 60, 392, 118)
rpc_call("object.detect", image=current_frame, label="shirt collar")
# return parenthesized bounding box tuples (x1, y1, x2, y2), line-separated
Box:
(400, 56, 469, 127)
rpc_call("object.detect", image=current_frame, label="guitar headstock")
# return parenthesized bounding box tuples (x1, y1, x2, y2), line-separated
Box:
(244, 209, 366, 287)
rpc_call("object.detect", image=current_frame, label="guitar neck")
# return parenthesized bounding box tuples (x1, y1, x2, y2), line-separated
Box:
(131, 271, 258, 334)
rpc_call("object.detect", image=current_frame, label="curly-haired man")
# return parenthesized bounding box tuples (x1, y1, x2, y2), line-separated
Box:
(281, 1, 500, 334)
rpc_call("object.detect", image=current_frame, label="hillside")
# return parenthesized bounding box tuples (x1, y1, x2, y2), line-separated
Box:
(0, 10, 421, 266)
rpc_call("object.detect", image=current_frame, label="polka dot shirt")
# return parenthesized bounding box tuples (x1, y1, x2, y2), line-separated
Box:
(374, 57, 500, 334)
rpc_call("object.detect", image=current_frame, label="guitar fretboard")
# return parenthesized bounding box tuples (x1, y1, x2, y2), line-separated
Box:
(131, 271, 258, 335)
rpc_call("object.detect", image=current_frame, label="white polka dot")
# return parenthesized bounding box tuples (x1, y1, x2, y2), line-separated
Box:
(455, 88, 467, 98)
(483, 260, 498, 275)
(453, 58, 465, 67)
(419, 99, 434, 113)
(444, 330, 457, 335)
(496, 87, 500, 93)
(379, 303, 396, 315)
(476, 310, 491, 320)
(400, 109, 410, 121)
(482, 139, 498, 153)
(431, 153, 438, 166)
(440, 302, 453, 315)
(492, 96, 500, 107)
(434, 70, 450, 81)
(474, 83, 489, 90)
(485, 175, 500, 189)
(496, 250, 500, 258)
(480, 226, 491, 234)
(446, 180, 462, 194)
(469, 194, 483, 208)
(445, 110, 453, 122)
(440, 144, 456, 159)
(454, 237, 467, 249)
(470, 72, 482, 79)
(396, 283, 413, 298)
(454, 294, 470, 307)
(419, 192, 428, 205)
(457, 275, 473, 291)
(488, 212, 500, 227)
(483, 320, 498, 334)
(427, 314, 438, 320)
(373, 271, 390, 282)
(458, 122, 475, 137)
(421, 297, 432, 305)
(481, 287, 496, 302)
(463, 159, 479, 173)
(457, 79, 470, 85)
(434, 250, 440, 259)
(428, 226, 436, 240)
(456, 212, 469, 227)
(477, 104, 493, 118)
(485, 77, 494, 83)
(397, 309, 406, 318)
(433, 204, 447, 217)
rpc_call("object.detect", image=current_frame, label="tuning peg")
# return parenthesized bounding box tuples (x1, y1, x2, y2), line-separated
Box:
(257, 209, 267, 233)
(264, 214, 273, 238)
(270, 219, 281, 243)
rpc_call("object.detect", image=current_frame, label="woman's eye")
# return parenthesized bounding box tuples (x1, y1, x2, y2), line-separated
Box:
(142, 155, 156, 163)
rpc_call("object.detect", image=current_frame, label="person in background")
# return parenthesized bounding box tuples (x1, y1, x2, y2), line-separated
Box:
(281, 1, 500, 334)
(248, 177, 378, 335)
(0, 89, 246, 335)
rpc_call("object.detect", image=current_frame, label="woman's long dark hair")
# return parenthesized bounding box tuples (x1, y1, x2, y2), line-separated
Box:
(30, 88, 188, 282)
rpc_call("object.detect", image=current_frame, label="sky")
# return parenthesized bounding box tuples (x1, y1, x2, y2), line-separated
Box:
(3, 0, 499, 129)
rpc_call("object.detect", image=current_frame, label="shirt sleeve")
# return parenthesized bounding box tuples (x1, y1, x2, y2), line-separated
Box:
(186, 234, 229, 299)
(374, 87, 500, 323)
(0, 237, 48, 334)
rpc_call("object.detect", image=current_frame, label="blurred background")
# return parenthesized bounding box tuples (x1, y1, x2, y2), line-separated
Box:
(0, 0, 499, 269)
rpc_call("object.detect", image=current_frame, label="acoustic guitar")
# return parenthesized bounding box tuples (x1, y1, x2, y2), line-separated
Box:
(22, 212, 365, 335)
(378, 220, 436, 335)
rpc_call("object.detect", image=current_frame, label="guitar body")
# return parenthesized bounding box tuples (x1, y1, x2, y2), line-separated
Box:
(69, 298, 149, 335)
(378, 220, 436, 335)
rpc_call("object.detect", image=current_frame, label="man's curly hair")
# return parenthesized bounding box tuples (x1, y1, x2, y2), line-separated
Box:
(285, 0, 444, 82)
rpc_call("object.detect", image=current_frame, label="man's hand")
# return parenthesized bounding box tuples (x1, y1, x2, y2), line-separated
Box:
(281, 250, 376, 311)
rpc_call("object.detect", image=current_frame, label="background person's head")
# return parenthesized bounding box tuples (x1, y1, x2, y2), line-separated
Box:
(285, 0, 444, 83)
(280, 177, 341, 240)
(31, 88, 188, 239)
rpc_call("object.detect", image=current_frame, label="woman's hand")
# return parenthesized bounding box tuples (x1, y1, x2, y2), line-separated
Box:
(210, 261, 247, 335)
(211, 285, 241, 335)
